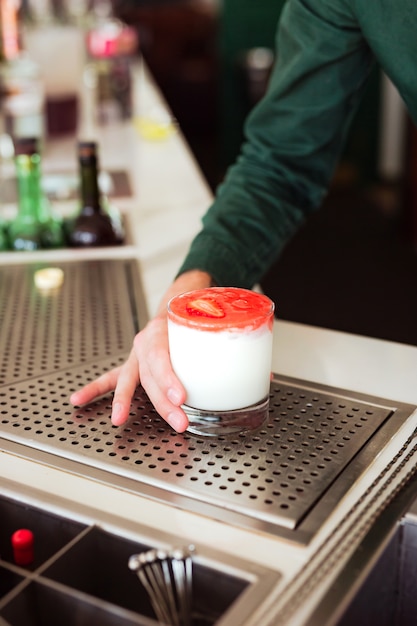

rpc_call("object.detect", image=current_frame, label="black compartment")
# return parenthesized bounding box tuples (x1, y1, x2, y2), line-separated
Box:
(0, 495, 250, 625)
(0, 581, 156, 626)
(41, 527, 153, 616)
(191, 563, 248, 623)
(0, 496, 86, 571)
(42, 526, 248, 624)
(336, 518, 417, 626)
(0, 566, 24, 599)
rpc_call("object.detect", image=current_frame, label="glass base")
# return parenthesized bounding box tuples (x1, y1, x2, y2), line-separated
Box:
(184, 397, 269, 437)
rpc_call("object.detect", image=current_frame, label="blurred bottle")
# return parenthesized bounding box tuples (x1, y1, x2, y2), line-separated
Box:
(8, 137, 43, 250)
(22, 1, 85, 138)
(68, 140, 123, 247)
(0, 104, 14, 251)
(86, 4, 138, 126)
(0, 0, 45, 141)
(240, 48, 274, 107)
(8, 136, 65, 250)
(0, 217, 9, 249)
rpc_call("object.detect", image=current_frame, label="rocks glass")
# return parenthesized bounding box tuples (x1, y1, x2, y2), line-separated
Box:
(167, 287, 275, 436)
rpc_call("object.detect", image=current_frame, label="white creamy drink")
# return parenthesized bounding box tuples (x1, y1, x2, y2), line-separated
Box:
(167, 287, 275, 434)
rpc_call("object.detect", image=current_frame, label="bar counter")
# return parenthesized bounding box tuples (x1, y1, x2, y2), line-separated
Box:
(1, 60, 417, 626)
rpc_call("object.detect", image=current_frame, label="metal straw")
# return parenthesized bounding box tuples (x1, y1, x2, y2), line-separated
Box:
(128, 545, 195, 626)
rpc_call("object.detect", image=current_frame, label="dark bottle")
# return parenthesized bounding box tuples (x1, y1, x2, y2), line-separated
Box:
(68, 141, 122, 247)
(0, 219, 9, 250)
(8, 137, 65, 251)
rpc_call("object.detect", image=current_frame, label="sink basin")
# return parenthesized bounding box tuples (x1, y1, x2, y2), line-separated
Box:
(294, 470, 417, 626)
(335, 509, 417, 626)
(0, 493, 279, 626)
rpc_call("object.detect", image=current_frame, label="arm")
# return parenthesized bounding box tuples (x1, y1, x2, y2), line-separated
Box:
(71, 0, 374, 430)
(178, 0, 374, 288)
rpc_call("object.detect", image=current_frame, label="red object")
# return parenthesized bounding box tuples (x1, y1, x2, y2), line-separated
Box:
(11, 529, 34, 566)
(87, 21, 138, 59)
(168, 287, 275, 332)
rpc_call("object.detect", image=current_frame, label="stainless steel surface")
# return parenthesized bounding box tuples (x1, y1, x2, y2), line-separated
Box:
(0, 370, 397, 533)
(0, 258, 145, 385)
(302, 446, 417, 626)
(254, 425, 417, 626)
(0, 260, 416, 545)
(129, 545, 194, 626)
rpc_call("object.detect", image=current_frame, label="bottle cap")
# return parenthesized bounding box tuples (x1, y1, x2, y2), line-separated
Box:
(34, 267, 64, 290)
(11, 528, 34, 566)
(14, 137, 39, 156)
(87, 20, 137, 58)
(77, 141, 98, 161)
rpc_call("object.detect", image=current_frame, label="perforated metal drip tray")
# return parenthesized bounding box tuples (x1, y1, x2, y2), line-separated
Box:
(0, 259, 146, 386)
(0, 259, 416, 545)
(1, 362, 415, 544)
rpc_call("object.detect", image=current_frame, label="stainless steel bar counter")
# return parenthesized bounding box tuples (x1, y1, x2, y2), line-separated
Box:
(1, 59, 417, 626)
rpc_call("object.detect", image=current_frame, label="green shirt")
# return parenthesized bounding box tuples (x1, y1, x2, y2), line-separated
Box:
(178, 0, 417, 288)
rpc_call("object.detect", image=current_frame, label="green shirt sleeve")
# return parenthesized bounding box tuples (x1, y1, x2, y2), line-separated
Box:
(177, 0, 376, 288)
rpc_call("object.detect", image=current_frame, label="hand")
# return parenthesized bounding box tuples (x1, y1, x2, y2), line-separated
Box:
(70, 270, 213, 432)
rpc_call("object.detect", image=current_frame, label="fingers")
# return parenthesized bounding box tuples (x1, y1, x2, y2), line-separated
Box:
(69, 350, 141, 428)
(132, 317, 189, 432)
(69, 276, 205, 433)
(70, 366, 122, 407)
(110, 349, 140, 426)
(70, 317, 189, 432)
(69, 355, 139, 429)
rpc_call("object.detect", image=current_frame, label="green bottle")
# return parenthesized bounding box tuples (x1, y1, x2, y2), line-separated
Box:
(8, 137, 64, 251)
(8, 138, 43, 251)
(36, 186, 66, 249)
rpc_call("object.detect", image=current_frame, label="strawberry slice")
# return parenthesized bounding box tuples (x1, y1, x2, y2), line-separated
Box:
(186, 298, 225, 318)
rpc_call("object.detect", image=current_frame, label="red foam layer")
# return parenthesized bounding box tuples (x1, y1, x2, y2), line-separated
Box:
(168, 287, 275, 331)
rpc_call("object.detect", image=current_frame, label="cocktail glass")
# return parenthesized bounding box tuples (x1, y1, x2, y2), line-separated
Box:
(167, 287, 275, 436)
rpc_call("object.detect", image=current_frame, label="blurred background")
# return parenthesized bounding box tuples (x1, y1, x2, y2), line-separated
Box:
(113, 0, 417, 346)
(6, 0, 417, 345)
